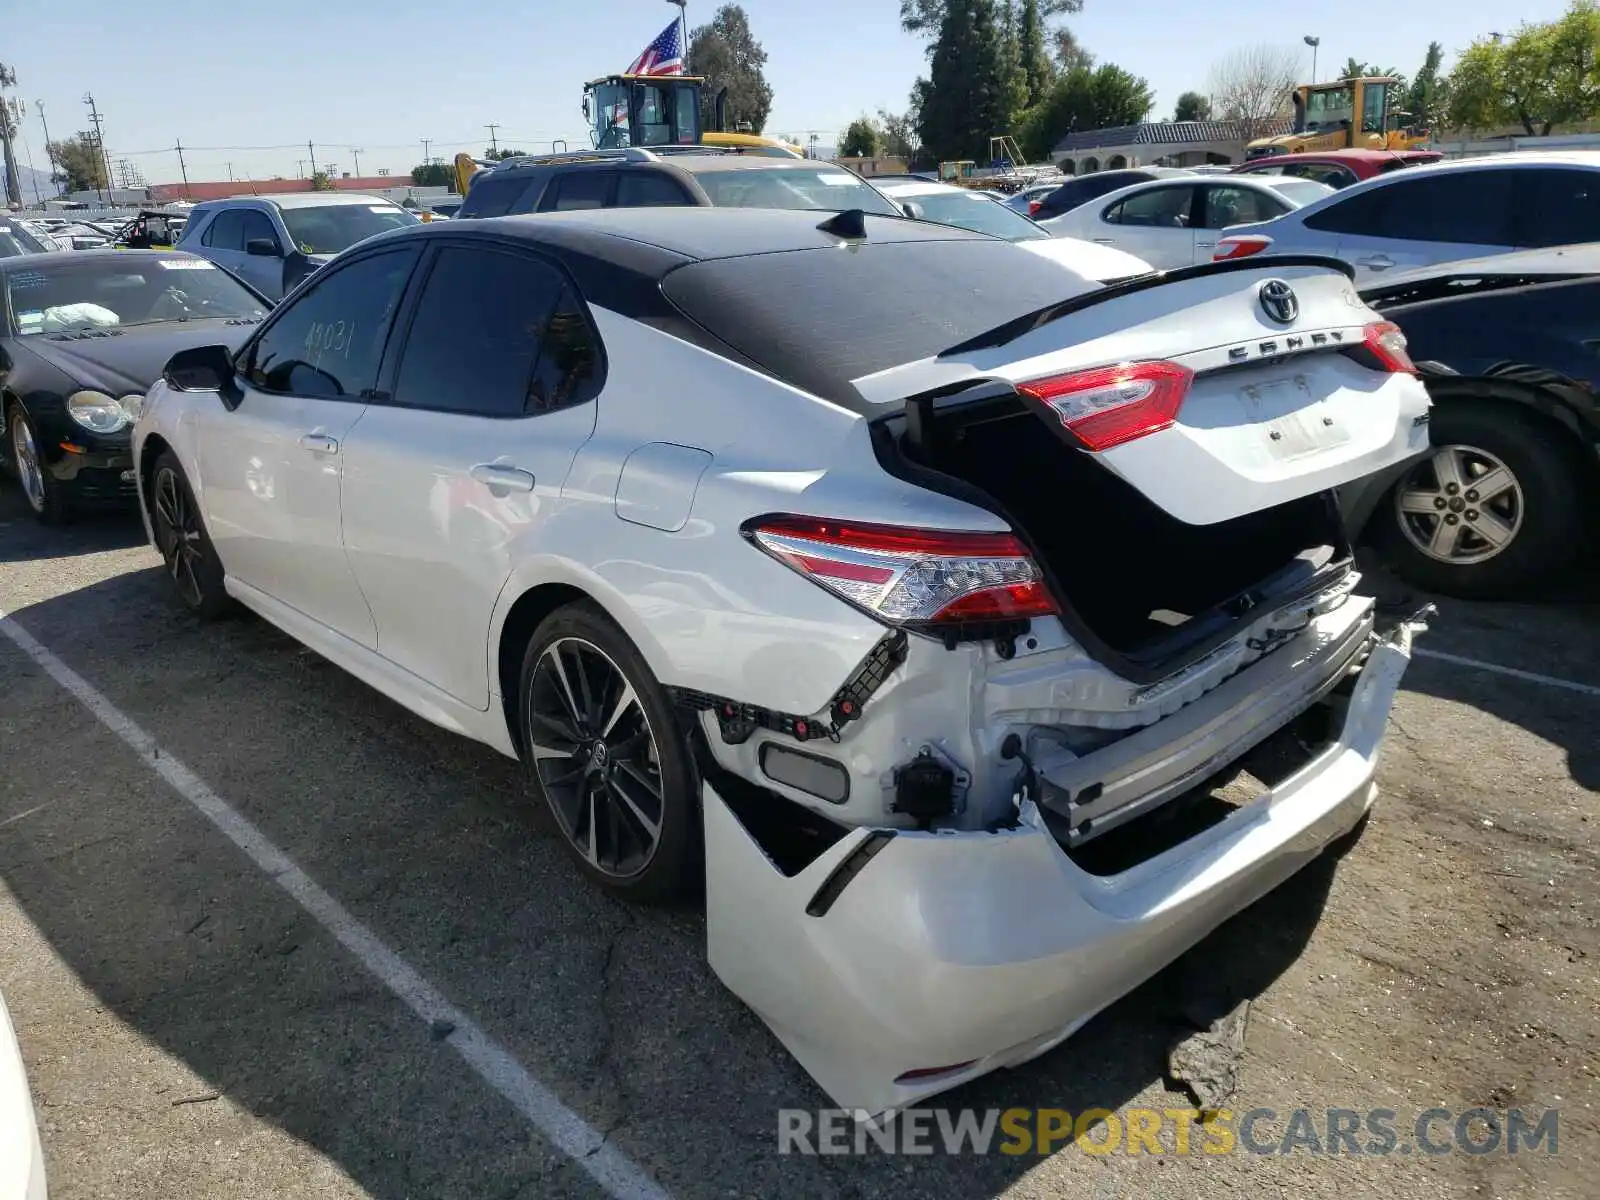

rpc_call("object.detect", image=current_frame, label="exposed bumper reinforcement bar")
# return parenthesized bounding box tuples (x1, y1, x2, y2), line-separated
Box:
(703, 609, 1429, 1118)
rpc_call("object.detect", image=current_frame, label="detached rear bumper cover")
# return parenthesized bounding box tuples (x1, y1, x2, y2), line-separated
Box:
(705, 616, 1422, 1118)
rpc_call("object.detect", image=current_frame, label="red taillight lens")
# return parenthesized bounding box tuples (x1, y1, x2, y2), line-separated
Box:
(1015, 360, 1193, 452)
(1362, 320, 1418, 375)
(1213, 235, 1272, 261)
(1027, 200, 1042, 216)
(745, 515, 1057, 627)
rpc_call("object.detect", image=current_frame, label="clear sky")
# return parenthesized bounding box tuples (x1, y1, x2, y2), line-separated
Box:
(4, 0, 1574, 187)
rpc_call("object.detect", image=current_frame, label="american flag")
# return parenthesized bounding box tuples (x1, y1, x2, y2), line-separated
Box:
(626, 19, 685, 76)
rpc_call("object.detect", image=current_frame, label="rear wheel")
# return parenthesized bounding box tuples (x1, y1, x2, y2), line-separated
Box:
(7, 403, 75, 525)
(150, 452, 232, 618)
(1375, 399, 1590, 599)
(518, 602, 699, 903)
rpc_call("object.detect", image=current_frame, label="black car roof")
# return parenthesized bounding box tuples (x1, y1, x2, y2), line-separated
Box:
(381, 206, 989, 267)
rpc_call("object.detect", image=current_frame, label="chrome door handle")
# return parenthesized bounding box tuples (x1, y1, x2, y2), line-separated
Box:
(470, 463, 536, 493)
(298, 432, 339, 454)
(1195, 240, 1215, 248)
(1357, 254, 1394, 270)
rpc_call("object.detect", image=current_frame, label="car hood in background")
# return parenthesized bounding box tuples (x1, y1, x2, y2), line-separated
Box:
(18, 320, 258, 396)
(1015, 235, 1154, 282)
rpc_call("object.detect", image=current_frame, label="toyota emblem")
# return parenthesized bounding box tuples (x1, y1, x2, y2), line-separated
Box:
(1258, 279, 1299, 324)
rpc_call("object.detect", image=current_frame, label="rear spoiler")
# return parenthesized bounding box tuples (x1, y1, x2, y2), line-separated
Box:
(941, 253, 1357, 357)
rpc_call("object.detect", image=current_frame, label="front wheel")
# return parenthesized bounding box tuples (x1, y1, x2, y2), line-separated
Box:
(149, 452, 233, 618)
(518, 602, 700, 903)
(7, 403, 74, 525)
(1375, 399, 1590, 599)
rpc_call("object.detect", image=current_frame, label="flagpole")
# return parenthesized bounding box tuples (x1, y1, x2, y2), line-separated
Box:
(667, 0, 688, 65)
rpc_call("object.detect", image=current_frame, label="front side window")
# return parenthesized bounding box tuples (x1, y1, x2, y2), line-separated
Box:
(391, 245, 566, 417)
(279, 202, 419, 255)
(239, 210, 281, 252)
(246, 247, 420, 399)
(1361, 83, 1388, 134)
(544, 172, 615, 211)
(1201, 185, 1285, 229)
(1304, 86, 1354, 131)
(1371, 172, 1515, 245)
(616, 171, 693, 207)
(1105, 186, 1194, 227)
(203, 209, 246, 250)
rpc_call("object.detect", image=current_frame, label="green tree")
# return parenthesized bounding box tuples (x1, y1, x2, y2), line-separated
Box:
(1404, 41, 1449, 130)
(900, 0, 1079, 34)
(410, 162, 452, 187)
(1173, 90, 1211, 121)
(917, 0, 1014, 161)
(485, 147, 524, 160)
(876, 108, 918, 156)
(1446, 3, 1600, 135)
(686, 3, 774, 134)
(309, 171, 336, 192)
(838, 116, 881, 157)
(46, 133, 108, 193)
(997, 0, 1030, 122)
(1017, 62, 1153, 161)
(1017, 0, 1055, 105)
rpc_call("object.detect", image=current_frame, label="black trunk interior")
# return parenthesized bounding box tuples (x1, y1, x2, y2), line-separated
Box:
(887, 397, 1349, 663)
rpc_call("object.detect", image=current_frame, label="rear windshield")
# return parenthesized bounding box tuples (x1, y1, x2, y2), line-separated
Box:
(692, 166, 902, 215)
(1266, 179, 1336, 206)
(661, 239, 1098, 408)
(898, 190, 1047, 241)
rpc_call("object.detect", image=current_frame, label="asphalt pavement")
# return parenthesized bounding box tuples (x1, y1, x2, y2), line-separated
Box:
(0, 488, 1595, 1199)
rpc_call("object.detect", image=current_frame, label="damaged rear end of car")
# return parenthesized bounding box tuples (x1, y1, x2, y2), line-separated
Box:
(662, 240, 1434, 1118)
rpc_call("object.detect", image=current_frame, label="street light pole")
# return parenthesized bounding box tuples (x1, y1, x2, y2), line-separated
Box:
(1303, 35, 1321, 84)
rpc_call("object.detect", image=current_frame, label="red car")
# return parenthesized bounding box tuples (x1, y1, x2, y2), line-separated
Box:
(1230, 148, 1442, 190)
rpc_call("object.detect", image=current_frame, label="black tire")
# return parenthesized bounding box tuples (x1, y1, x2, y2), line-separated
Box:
(6, 402, 76, 526)
(149, 451, 233, 618)
(1373, 397, 1590, 599)
(517, 601, 700, 903)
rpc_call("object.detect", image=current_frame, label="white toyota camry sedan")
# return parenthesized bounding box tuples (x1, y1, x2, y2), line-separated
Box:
(134, 208, 1431, 1115)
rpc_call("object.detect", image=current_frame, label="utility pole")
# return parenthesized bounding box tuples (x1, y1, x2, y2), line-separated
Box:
(0, 64, 22, 207)
(84, 92, 110, 202)
(421, 138, 431, 165)
(351, 148, 363, 177)
(226, 161, 234, 182)
(36, 98, 57, 194)
(308, 140, 318, 179)
(485, 124, 500, 153)
(297, 159, 306, 179)
(174, 138, 190, 198)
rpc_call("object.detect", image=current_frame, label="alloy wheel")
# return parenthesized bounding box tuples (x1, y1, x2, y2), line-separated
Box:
(1395, 443, 1525, 566)
(526, 636, 667, 880)
(11, 415, 45, 513)
(152, 466, 206, 606)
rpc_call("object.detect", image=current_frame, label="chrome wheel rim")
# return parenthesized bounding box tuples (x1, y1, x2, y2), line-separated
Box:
(526, 637, 665, 880)
(11, 415, 45, 513)
(152, 467, 205, 606)
(1395, 443, 1524, 566)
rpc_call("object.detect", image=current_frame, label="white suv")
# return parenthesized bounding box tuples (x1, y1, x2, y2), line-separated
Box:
(134, 207, 1431, 1116)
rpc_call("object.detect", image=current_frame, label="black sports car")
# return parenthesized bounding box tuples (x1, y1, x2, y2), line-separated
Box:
(0, 249, 269, 523)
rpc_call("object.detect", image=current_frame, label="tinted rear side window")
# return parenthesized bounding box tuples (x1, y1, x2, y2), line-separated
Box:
(544, 172, 615, 211)
(463, 174, 540, 218)
(660, 240, 1098, 407)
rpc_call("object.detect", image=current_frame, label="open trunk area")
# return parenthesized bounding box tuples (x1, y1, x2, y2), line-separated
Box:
(880, 396, 1352, 674)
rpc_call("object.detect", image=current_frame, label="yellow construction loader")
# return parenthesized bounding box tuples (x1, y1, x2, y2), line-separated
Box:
(1245, 76, 1430, 159)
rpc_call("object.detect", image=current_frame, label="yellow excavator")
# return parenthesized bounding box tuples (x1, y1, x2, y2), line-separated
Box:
(454, 73, 802, 195)
(1245, 76, 1429, 159)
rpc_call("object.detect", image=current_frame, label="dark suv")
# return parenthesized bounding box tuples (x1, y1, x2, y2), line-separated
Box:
(457, 147, 903, 219)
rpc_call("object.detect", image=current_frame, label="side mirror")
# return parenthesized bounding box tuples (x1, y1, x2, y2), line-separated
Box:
(900, 201, 925, 220)
(246, 238, 280, 258)
(164, 344, 236, 393)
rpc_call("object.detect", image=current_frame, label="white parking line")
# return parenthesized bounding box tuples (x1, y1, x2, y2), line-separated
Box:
(1414, 646, 1600, 698)
(0, 608, 671, 1200)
